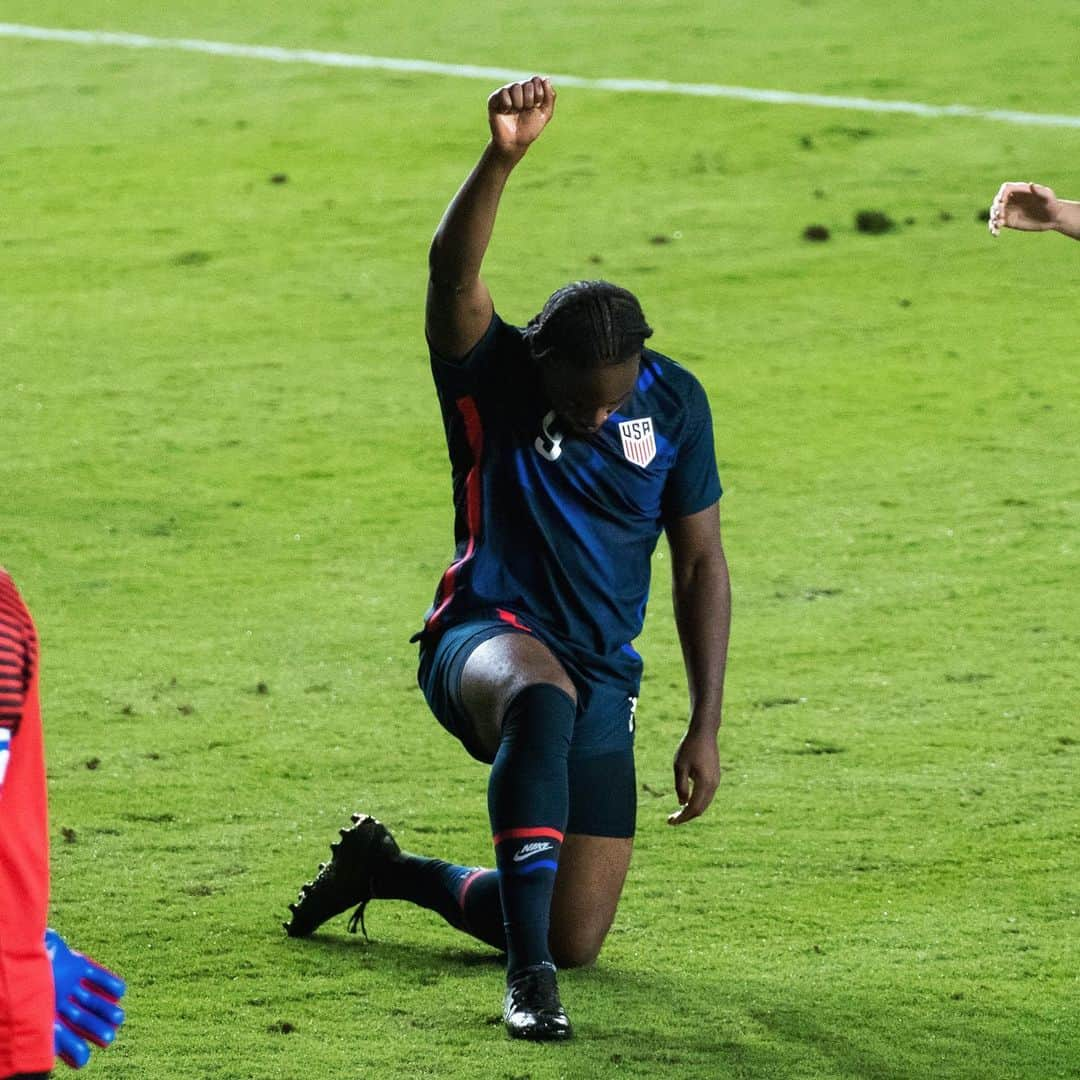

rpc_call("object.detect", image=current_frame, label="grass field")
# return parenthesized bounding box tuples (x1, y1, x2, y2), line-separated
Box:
(2, 3, 1078, 1077)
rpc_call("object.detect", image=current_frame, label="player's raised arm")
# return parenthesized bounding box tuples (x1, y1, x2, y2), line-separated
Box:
(426, 77, 556, 360)
(989, 181, 1080, 240)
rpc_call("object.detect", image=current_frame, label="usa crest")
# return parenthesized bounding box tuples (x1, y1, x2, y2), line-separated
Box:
(618, 417, 656, 467)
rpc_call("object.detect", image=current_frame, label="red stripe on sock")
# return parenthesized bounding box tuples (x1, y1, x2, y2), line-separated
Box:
(457, 868, 486, 908)
(492, 826, 564, 845)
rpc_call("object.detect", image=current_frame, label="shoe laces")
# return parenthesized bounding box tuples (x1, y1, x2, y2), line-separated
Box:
(509, 964, 562, 1013)
(347, 901, 370, 938)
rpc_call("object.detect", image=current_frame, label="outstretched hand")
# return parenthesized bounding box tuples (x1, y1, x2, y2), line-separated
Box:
(46, 929, 127, 1070)
(989, 181, 1060, 236)
(668, 730, 721, 826)
(488, 76, 556, 157)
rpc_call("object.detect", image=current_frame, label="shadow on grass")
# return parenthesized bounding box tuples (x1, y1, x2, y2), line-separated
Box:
(275, 932, 1056, 1079)
(279, 934, 922, 1078)
(291, 931, 505, 970)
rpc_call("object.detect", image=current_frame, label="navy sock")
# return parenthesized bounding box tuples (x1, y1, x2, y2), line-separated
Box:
(457, 867, 505, 951)
(371, 855, 506, 951)
(487, 683, 576, 976)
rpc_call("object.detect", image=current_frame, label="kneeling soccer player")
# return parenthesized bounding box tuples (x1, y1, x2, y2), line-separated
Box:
(285, 76, 731, 1042)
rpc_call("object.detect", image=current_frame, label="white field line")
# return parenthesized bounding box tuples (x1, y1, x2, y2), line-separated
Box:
(3, 22, 1080, 130)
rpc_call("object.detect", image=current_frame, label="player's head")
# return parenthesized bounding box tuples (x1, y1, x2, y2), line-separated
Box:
(526, 281, 653, 435)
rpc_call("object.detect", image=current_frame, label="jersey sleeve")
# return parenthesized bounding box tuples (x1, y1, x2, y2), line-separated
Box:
(0, 580, 32, 797)
(427, 313, 532, 447)
(661, 376, 723, 523)
(427, 313, 510, 395)
(0, 617, 29, 730)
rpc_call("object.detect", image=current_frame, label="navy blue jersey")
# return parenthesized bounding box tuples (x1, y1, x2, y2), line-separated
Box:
(417, 314, 722, 691)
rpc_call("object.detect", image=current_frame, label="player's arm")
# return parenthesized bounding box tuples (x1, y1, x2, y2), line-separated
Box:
(426, 76, 556, 360)
(989, 182, 1080, 240)
(665, 501, 731, 826)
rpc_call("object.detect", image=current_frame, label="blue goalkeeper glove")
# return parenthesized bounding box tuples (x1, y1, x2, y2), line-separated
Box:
(45, 928, 127, 1070)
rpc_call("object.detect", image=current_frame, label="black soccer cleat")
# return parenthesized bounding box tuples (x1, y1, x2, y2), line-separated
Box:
(283, 813, 400, 939)
(503, 963, 573, 1041)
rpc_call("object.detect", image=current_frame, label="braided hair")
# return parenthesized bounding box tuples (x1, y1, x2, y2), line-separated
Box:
(525, 281, 653, 370)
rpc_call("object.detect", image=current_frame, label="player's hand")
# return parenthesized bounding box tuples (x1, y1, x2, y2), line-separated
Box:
(667, 729, 721, 825)
(989, 181, 1060, 236)
(46, 929, 127, 1070)
(488, 77, 556, 157)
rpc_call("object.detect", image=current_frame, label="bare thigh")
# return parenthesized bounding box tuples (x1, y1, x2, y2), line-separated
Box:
(550, 834, 633, 967)
(458, 632, 577, 760)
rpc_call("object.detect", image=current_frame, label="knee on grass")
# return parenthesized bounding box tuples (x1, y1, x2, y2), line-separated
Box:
(551, 924, 609, 969)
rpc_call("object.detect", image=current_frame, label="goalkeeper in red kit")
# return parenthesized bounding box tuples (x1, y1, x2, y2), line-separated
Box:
(1, 569, 126, 1078)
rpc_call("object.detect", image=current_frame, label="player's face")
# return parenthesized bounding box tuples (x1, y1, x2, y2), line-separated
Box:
(541, 355, 640, 436)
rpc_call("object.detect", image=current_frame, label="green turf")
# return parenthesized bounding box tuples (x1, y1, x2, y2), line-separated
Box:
(2, 4, 1078, 1077)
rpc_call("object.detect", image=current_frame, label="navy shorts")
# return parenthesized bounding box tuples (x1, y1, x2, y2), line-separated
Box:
(417, 619, 638, 838)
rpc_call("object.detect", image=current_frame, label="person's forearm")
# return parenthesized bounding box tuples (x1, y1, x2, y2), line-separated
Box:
(672, 552, 731, 735)
(1053, 199, 1080, 240)
(428, 143, 525, 290)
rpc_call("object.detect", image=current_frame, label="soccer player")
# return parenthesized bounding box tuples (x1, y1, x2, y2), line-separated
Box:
(989, 181, 1080, 240)
(285, 77, 731, 1042)
(1, 569, 126, 1077)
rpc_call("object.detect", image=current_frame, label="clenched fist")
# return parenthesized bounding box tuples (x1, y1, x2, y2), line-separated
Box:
(488, 76, 556, 157)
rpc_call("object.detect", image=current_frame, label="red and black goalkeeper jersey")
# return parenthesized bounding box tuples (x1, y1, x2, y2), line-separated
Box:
(0, 568, 54, 1077)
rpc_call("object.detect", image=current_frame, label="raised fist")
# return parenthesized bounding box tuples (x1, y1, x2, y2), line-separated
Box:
(488, 76, 556, 156)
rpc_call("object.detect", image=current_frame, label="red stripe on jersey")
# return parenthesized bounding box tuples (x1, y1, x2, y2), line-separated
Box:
(492, 826, 564, 845)
(426, 395, 484, 631)
(496, 609, 532, 632)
